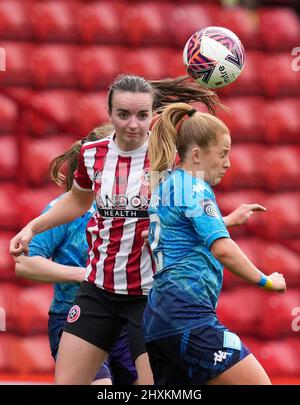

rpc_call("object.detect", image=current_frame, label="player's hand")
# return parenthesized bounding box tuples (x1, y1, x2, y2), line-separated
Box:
(268, 272, 287, 294)
(224, 204, 266, 227)
(9, 227, 34, 256)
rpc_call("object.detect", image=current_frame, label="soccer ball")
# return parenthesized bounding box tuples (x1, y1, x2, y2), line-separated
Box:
(183, 26, 245, 89)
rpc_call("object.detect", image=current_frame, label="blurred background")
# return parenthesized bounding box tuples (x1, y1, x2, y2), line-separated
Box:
(0, 0, 299, 384)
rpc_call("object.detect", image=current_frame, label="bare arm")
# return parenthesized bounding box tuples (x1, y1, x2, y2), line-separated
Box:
(14, 255, 86, 283)
(211, 238, 286, 293)
(223, 204, 266, 227)
(10, 186, 94, 256)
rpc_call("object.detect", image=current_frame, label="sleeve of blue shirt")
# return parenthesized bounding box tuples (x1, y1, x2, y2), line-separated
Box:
(183, 184, 230, 250)
(28, 202, 67, 259)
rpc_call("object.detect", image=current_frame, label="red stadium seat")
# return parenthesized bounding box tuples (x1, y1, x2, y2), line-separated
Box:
(282, 239, 300, 255)
(30, 0, 77, 42)
(0, 135, 18, 180)
(75, 46, 123, 90)
(0, 183, 21, 230)
(259, 193, 300, 239)
(14, 336, 54, 374)
(17, 285, 52, 335)
(214, 7, 261, 50)
(262, 146, 300, 191)
(243, 338, 300, 377)
(23, 136, 76, 186)
(122, 2, 172, 46)
(0, 283, 19, 331)
(260, 54, 300, 97)
(262, 99, 300, 144)
(0, 335, 18, 372)
(218, 144, 264, 190)
(219, 52, 263, 97)
(260, 290, 300, 339)
(258, 8, 300, 51)
(24, 90, 79, 136)
(217, 287, 264, 335)
(0, 95, 18, 133)
(73, 92, 109, 135)
(19, 186, 60, 227)
(122, 48, 168, 80)
(218, 97, 265, 142)
(167, 4, 215, 47)
(0, 231, 16, 281)
(0, 42, 32, 86)
(78, 1, 125, 43)
(0, 0, 31, 40)
(31, 45, 77, 88)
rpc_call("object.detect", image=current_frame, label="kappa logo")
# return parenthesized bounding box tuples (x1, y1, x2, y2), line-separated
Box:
(67, 305, 81, 323)
(213, 350, 232, 365)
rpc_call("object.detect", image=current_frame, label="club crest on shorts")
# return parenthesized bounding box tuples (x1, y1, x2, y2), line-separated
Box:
(201, 199, 219, 218)
(67, 305, 81, 323)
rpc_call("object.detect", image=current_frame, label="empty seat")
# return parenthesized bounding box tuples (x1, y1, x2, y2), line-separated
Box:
(75, 46, 122, 90)
(122, 48, 168, 80)
(0, 42, 32, 86)
(0, 0, 31, 40)
(218, 144, 264, 190)
(214, 7, 260, 50)
(24, 90, 79, 136)
(0, 231, 16, 281)
(0, 135, 18, 180)
(122, 3, 172, 46)
(258, 8, 300, 51)
(23, 136, 76, 186)
(260, 54, 300, 97)
(0, 95, 18, 133)
(31, 45, 76, 88)
(17, 286, 52, 335)
(260, 289, 299, 339)
(259, 193, 300, 239)
(19, 186, 59, 227)
(0, 335, 18, 372)
(30, 0, 77, 42)
(14, 336, 54, 374)
(217, 287, 264, 335)
(218, 97, 265, 142)
(0, 183, 21, 230)
(282, 239, 300, 255)
(262, 99, 300, 144)
(0, 283, 19, 332)
(73, 92, 109, 136)
(78, 1, 125, 43)
(262, 146, 300, 191)
(167, 4, 215, 47)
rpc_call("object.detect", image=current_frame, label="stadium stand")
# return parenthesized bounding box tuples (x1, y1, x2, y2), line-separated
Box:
(0, 0, 299, 385)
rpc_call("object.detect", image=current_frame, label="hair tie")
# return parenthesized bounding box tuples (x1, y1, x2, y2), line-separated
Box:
(187, 108, 197, 117)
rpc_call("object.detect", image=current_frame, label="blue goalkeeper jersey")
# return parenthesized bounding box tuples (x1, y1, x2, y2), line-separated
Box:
(144, 168, 230, 342)
(29, 195, 96, 314)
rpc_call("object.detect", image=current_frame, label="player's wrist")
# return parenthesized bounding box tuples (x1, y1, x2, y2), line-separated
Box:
(257, 273, 273, 290)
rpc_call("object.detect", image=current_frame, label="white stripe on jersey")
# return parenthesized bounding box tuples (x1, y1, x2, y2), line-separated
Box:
(85, 220, 100, 281)
(98, 146, 118, 206)
(140, 245, 154, 295)
(94, 217, 113, 287)
(84, 147, 97, 190)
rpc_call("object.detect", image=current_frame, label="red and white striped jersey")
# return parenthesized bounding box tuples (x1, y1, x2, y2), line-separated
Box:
(74, 134, 155, 295)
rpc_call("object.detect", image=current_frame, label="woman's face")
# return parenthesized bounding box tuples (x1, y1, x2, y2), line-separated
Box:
(185, 132, 231, 186)
(110, 91, 153, 151)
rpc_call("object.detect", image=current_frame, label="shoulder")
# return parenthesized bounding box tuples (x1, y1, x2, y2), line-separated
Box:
(80, 135, 112, 151)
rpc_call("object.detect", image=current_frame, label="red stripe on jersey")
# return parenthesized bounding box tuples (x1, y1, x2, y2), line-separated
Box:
(87, 216, 103, 284)
(103, 156, 131, 292)
(126, 152, 150, 294)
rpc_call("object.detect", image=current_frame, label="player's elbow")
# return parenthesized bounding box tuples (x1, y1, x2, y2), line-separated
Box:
(210, 238, 235, 261)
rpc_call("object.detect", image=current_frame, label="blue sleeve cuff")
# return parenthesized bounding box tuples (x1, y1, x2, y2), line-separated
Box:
(205, 230, 230, 250)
